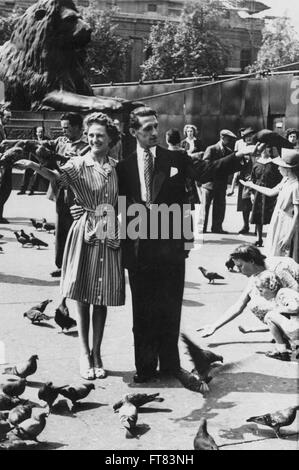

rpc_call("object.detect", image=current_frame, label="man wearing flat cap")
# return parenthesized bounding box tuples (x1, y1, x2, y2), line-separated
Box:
(201, 129, 237, 233)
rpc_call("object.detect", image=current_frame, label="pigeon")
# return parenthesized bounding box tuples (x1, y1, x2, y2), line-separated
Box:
(30, 299, 52, 313)
(194, 418, 219, 450)
(29, 233, 48, 249)
(0, 435, 39, 450)
(8, 404, 34, 427)
(198, 267, 224, 283)
(54, 298, 77, 332)
(246, 405, 299, 438)
(0, 146, 24, 168)
(41, 218, 55, 233)
(0, 377, 26, 397)
(30, 218, 43, 231)
(38, 382, 68, 409)
(8, 408, 49, 441)
(19, 229, 31, 243)
(113, 393, 164, 412)
(14, 231, 31, 247)
(176, 368, 206, 394)
(118, 395, 138, 438)
(23, 309, 53, 324)
(181, 333, 223, 392)
(0, 246, 3, 253)
(2, 355, 39, 379)
(0, 233, 3, 238)
(253, 130, 294, 153)
(0, 419, 11, 439)
(225, 258, 235, 272)
(0, 393, 20, 411)
(59, 383, 95, 406)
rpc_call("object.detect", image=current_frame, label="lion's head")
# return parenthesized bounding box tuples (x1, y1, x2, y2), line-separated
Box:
(0, 0, 93, 110)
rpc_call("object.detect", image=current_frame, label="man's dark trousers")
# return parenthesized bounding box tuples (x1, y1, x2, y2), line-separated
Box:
(128, 255, 185, 377)
(0, 168, 12, 219)
(55, 191, 73, 269)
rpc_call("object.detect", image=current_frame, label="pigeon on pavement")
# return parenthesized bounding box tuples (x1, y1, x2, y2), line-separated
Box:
(0, 393, 20, 410)
(194, 418, 219, 450)
(30, 218, 43, 231)
(198, 267, 224, 284)
(119, 395, 138, 438)
(0, 377, 26, 397)
(247, 405, 299, 438)
(8, 404, 34, 427)
(181, 333, 223, 392)
(59, 383, 95, 406)
(29, 233, 48, 249)
(2, 355, 39, 379)
(38, 382, 68, 409)
(113, 393, 164, 412)
(42, 219, 55, 233)
(8, 408, 49, 441)
(54, 298, 77, 332)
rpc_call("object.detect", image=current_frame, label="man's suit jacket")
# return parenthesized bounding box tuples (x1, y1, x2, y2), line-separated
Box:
(117, 145, 243, 270)
(202, 141, 233, 191)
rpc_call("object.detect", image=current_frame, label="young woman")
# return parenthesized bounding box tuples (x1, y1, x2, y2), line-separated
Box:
(241, 148, 299, 262)
(15, 113, 125, 380)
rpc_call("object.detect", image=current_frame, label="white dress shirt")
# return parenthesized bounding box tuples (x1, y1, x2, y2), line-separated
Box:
(136, 143, 157, 202)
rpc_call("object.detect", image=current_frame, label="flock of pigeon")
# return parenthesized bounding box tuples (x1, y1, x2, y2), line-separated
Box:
(0, 218, 54, 253)
(1, 297, 298, 450)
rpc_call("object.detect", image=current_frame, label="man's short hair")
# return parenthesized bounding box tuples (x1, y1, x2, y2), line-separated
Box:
(166, 128, 181, 146)
(60, 112, 83, 129)
(129, 106, 157, 130)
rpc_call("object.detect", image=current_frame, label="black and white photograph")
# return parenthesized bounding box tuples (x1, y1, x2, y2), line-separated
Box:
(0, 0, 298, 453)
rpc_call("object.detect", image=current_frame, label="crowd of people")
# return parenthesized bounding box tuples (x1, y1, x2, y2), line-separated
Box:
(0, 104, 298, 382)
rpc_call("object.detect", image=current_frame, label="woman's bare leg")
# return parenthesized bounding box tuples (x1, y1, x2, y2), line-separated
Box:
(73, 301, 91, 370)
(92, 305, 107, 368)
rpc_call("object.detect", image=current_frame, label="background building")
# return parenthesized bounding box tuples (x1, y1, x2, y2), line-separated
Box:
(0, 0, 270, 81)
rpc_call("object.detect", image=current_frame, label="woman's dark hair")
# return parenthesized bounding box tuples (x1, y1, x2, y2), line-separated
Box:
(166, 128, 181, 146)
(230, 244, 266, 267)
(84, 112, 120, 148)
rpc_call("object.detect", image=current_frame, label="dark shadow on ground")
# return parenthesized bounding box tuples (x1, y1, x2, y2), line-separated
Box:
(138, 407, 172, 413)
(208, 340, 274, 348)
(219, 423, 299, 442)
(172, 371, 298, 425)
(0, 273, 60, 286)
(107, 370, 184, 389)
(72, 402, 107, 413)
(29, 322, 56, 329)
(182, 299, 204, 307)
(26, 380, 48, 388)
(36, 441, 66, 450)
(202, 238, 243, 245)
(184, 281, 201, 289)
(57, 330, 78, 338)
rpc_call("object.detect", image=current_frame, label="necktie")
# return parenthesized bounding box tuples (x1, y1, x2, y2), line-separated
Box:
(144, 149, 154, 207)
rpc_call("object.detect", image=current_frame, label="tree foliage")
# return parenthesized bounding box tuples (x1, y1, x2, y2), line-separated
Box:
(250, 17, 299, 71)
(0, 9, 23, 46)
(141, 1, 229, 80)
(81, 2, 131, 83)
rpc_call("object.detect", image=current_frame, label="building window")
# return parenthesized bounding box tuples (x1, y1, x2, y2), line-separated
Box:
(148, 4, 157, 12)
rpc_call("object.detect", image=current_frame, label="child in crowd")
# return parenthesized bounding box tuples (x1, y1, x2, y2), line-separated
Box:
(253, 271, 299, 361)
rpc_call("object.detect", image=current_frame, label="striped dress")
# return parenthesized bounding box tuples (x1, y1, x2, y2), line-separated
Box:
(55, 154, 125, 306)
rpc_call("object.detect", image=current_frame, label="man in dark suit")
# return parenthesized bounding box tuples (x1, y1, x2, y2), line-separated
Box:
(0, 109, 12, 223)
(201, 129, 237, 234)
(117, 108, 245, 383)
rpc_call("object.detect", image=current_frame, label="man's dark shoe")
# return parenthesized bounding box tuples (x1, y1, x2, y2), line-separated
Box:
(239, 227, 249, 234)
(27, 190, 35, 196)
(17, 190, 26, 195)
(133, 372, 158, 383)
(0, 218, 9, 224)
(50, 269, 61, 278)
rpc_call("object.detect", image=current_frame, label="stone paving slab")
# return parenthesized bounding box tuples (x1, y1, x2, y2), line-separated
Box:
(0, 191, 298, 450)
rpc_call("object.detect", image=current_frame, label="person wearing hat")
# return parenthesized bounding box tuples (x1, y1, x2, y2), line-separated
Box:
(201, 129, 238, 233)
(240, 148, 299, 263)
(285, 128, 299, 149)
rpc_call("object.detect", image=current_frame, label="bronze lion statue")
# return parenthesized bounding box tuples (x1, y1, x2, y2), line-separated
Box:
(0, 0, 93, 110)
